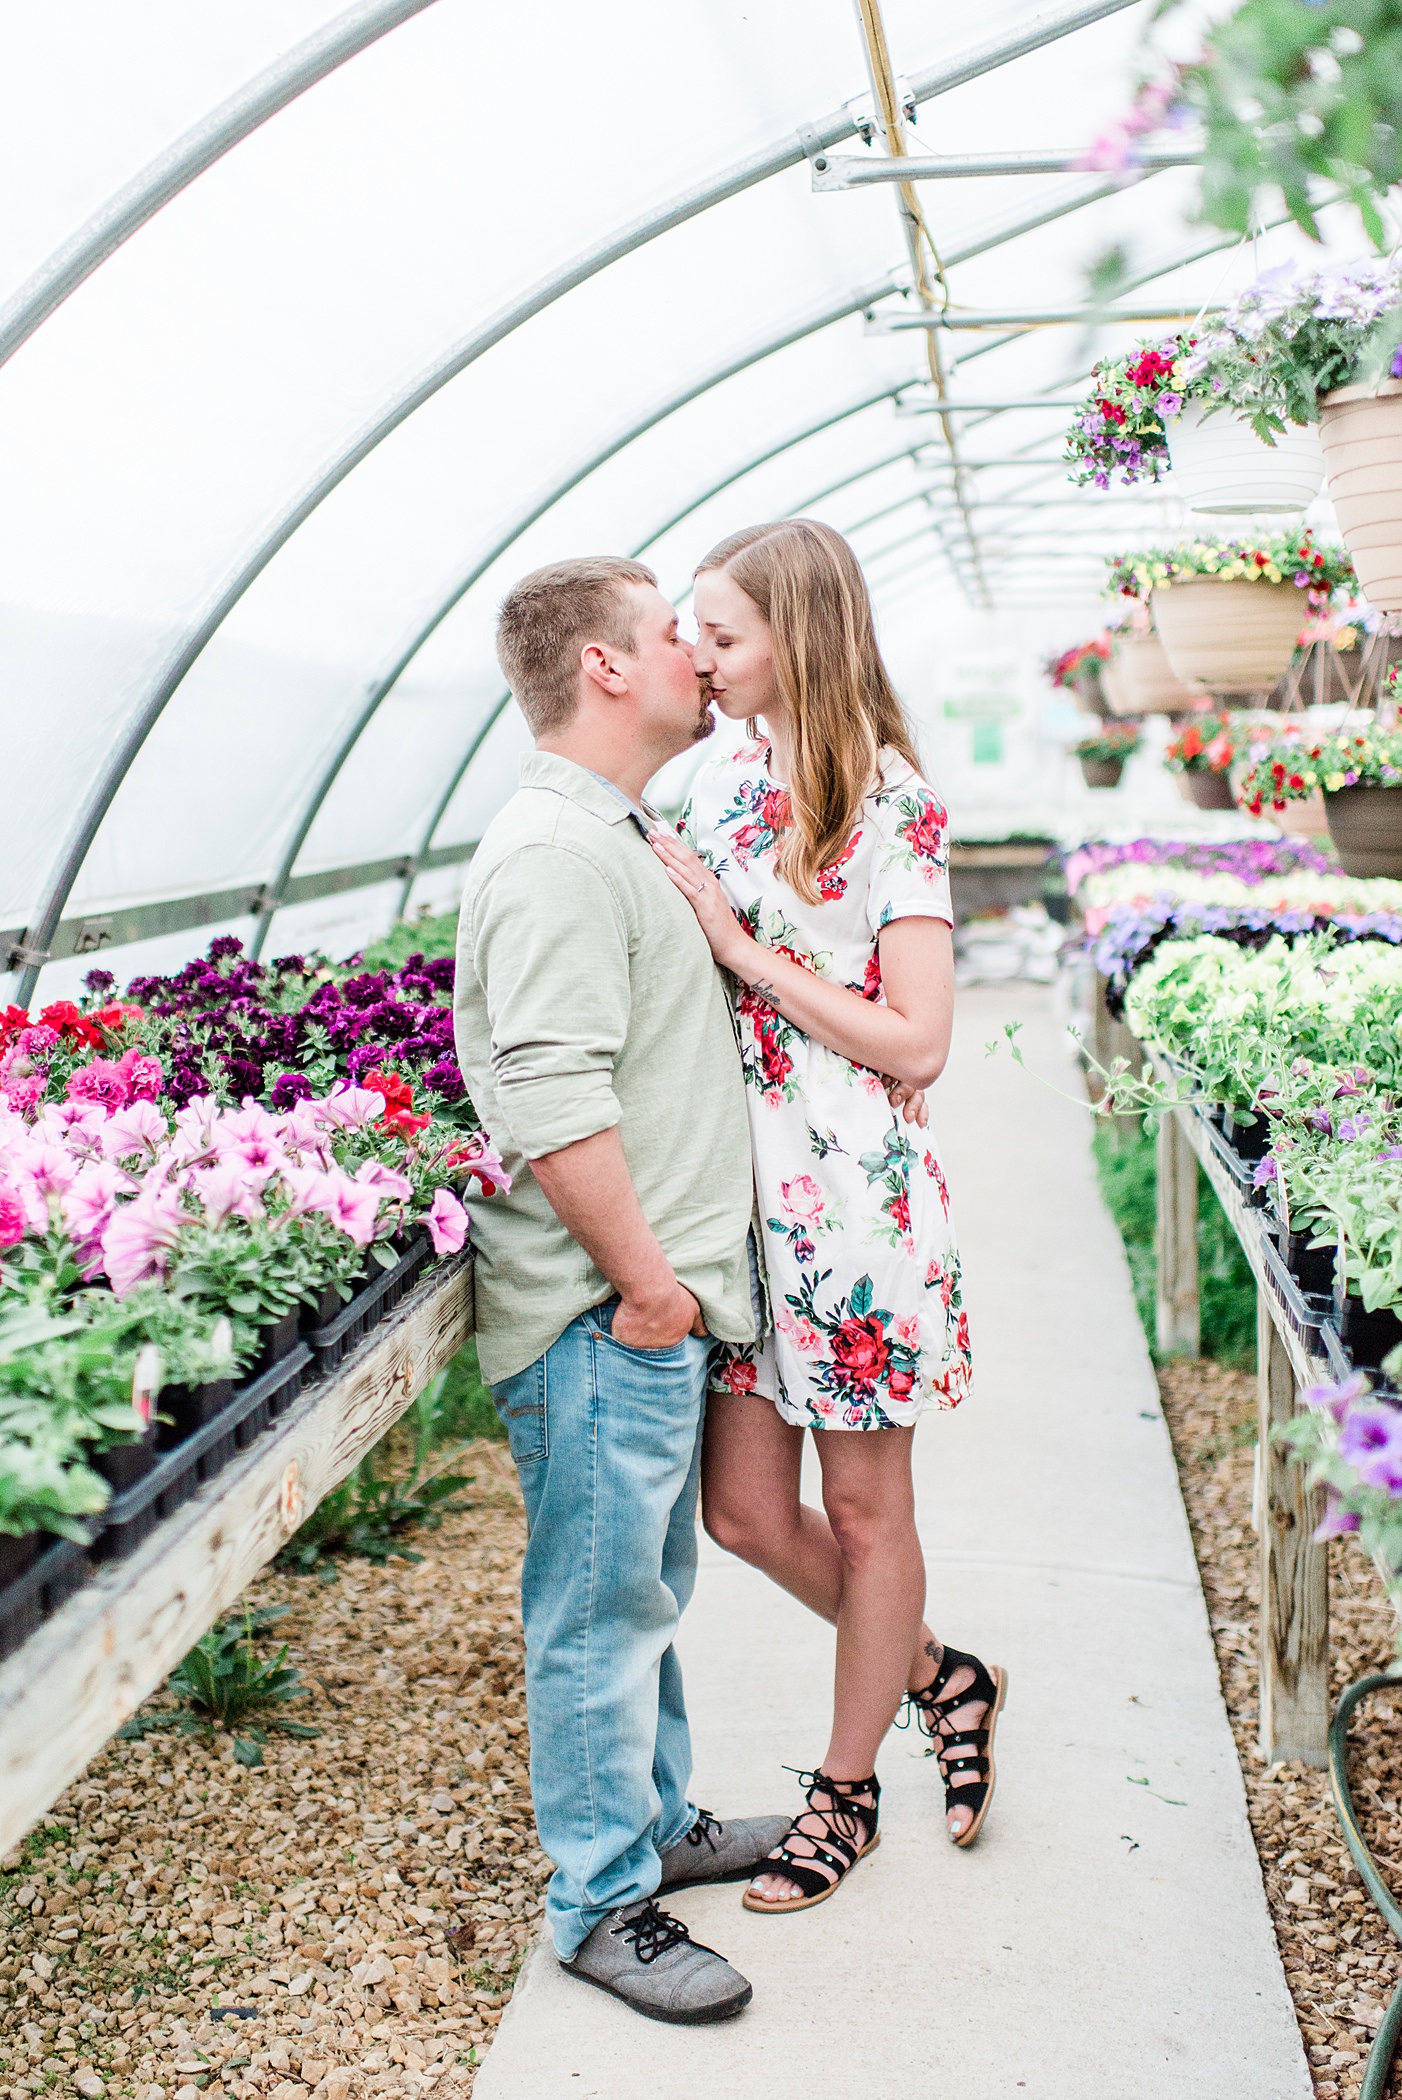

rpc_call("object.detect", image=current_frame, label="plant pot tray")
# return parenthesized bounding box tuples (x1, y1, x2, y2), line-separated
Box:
(97, 1344, 314, 1564)
(306, 1231, 435, 1376)
(0, 1250, 473, 1856)
(0, 1536, 92, 1667)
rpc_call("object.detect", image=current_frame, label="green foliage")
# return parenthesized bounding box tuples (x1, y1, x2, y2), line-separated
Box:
(1093, 1125, 1257, 1366)
(118, 1604, 320, 1760)
(1074, 723, 1142, 764)
(357, 908, 460, 972)
(416, 1340, 505, 1446)
(275, 1443, 473, 1578)
(1179, 0, 1402, 246)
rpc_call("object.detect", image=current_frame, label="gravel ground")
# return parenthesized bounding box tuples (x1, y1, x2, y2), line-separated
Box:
(0, 1437, 541, 2100)
(1158, 1358, 1402, 2099)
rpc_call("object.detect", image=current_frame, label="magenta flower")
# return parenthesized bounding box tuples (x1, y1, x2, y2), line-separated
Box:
(1305, 1371, 1369, 1422)
(62, 1160, 124, 1271)
(66, 1058, 130, 1112)
(3, 1073, 45, 1118)
(121, 1050, 165, 1101)
(15, 1025, 58, 1058)
(0, 1181, 26, 1248)
(427, 1187, 469, 1256)
(1338, 1404, 1402, 1494)
(1252, 1157, 1277, 1188)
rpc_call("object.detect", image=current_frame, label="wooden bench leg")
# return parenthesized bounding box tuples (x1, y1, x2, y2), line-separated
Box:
(1256, 1297, 1329, 1766)
(1155, 1109, 1200, 1358)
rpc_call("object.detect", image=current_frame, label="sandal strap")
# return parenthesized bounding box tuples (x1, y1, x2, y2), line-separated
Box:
(758, 1769, 880, 1898)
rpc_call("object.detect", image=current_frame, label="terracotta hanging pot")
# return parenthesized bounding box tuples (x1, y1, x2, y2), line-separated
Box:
(1323, 784, 1402, 877)
(1165, 402, 1325, 515)
(1317, 379, 1402, 615)
(1183, 770, 1236, 811)
(1109, 630, 1206, 715)
(1150, 580, 1306, 697)
(1101, 653, 1132, 715)
(1080, 756, 1125, 789)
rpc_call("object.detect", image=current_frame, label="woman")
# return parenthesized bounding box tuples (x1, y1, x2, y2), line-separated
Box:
(648, 519, 1005, 1914)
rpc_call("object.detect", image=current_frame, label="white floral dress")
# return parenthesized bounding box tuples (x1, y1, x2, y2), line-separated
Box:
(681, 743, 971, 1431)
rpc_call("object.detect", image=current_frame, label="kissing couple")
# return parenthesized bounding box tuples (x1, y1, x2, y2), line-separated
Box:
(451, 519, 1005, 2024)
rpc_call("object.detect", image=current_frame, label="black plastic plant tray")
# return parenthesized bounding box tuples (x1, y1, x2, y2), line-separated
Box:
(0, 1534, 91, 1664)
(95, 1341, 312, 1563)
(1334, 1293, 1402, 1375)
(1322, 1320, 1353, 1383)
(1201, 1116, 1268, 1207)
(305, 1232, 434, 1376)
(1259, 1232, 1331, 1352)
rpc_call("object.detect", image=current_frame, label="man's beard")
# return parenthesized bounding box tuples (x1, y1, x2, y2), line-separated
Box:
(691, 678, 717, 743)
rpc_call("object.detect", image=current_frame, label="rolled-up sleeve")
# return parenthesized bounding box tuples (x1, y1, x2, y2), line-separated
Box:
(469, 843, 629, 1158)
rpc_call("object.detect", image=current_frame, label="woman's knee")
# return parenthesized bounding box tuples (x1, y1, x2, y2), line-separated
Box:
(701, 1491, 765, 1563)
(823, 1484, 914, 1568)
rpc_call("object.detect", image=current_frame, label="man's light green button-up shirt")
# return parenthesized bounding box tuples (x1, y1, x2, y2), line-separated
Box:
(453, 750, 756, 1386)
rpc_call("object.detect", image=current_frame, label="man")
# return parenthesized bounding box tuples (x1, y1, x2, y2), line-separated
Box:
(452, 556, 785, 2025)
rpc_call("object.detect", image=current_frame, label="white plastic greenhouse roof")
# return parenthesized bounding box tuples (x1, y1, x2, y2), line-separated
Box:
(0, 0, 1376, 998)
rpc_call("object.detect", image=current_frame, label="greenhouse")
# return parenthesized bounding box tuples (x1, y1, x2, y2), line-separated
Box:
(5, 0, 1402, 2092)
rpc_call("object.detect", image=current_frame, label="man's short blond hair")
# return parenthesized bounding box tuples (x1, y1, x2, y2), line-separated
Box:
(495, 557, 658, 736)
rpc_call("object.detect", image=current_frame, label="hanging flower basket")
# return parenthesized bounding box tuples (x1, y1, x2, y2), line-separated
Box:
(1101, 652, 1133, 715)
(1073, 720, 1140, 789)
(1318, 380, 1402, 615)
(1273, 790, 1330, 839)
(1321, 785, 1402, 877)
(1151, 578, 1309, 695)
(1183, 769, 1237, 810)
(1164, 401, 1324, 515)
(1112, 630, 1206, 714)
(1081, 756, 1126, 788)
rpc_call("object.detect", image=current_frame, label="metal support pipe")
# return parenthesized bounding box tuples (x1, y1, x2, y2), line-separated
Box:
(0, 0, 441, 373)
(812, 145, 1201, 188)
(14, 0, 1136, 1003)
(869, 302, 1221, 332)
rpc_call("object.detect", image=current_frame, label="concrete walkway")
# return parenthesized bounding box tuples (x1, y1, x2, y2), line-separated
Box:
(475, 987, 1310, 2100)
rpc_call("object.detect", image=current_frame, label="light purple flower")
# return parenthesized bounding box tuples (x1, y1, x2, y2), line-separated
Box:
(314, 1169, 382, 1246)
(355, 1159, 412, 1203)
(1305, 1371, 1368, 1422)
(1339, 1403, 1402, 1493)
(191, 1162, 267, 1228)
(101, 1182, 185, 1296)
(315, 1083, 385, 1133)
(1314, 1493, 1362, 1541)
(1252, 1156, 1278, 1188)
(100, 1100, 168, 1161)
(427, 1187, 469, 1256)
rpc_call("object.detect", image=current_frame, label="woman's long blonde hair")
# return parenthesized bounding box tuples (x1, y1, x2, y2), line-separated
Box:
(695, 518, 921, 904)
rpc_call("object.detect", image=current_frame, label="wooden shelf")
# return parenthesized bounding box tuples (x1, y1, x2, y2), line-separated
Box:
(0, 1257, 474, 1855)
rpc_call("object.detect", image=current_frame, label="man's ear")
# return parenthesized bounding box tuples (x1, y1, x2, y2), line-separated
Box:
(580, 642, 628, 698)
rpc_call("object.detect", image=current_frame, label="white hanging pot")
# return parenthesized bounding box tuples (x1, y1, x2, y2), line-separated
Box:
(1164, 400, 1325, 515)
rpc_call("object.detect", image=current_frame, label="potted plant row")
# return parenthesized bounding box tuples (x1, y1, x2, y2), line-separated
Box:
(0, 940, 503, 1658)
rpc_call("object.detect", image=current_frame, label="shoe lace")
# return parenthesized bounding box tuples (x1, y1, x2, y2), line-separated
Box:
(615, 1901, 692, 1965)
(683, 1809, 723, 1853)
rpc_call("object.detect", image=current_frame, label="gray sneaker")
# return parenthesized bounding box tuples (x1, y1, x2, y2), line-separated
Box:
(562, 1899, 752, 2024)
(657, 1808, 793, 1891)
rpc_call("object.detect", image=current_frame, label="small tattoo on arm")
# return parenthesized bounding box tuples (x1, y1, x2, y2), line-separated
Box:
(751, 978, 780, 1009)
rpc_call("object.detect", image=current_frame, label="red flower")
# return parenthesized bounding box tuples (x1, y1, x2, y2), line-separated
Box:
(1287, 773, 1305, 792)
(757, 1020, 793, 1090)
(861, 951, 883, 1004)
(1099, 400, 1126, 426)
(887, 1367, 915, 1401)
(0, 1005, 29, 1052)
(363, 1068, 426, 1136)
(39, 999, 104, 1048)
(903, 800, 946, 862)
(817, 831, 858, 901)
(720, 1358, 758, 1395)
(889, 1191, 911, 1233)
(830, 1315, 890, 1388)
(757, 786, 792, 832)
(95, 1001, 144, 1032)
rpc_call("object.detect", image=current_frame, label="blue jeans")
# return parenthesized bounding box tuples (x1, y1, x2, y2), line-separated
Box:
(490, 1301, 712, 1956)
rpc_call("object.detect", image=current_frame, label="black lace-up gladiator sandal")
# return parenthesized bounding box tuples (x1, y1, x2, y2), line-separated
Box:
(741, 1769, 880, 1914)
(901, 1644, 1007, 1849)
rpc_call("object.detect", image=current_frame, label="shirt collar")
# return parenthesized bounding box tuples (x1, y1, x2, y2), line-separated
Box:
(519, 750, 659, 837)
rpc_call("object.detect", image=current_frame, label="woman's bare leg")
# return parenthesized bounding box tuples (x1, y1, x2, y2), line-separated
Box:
(703, 1392, 985, 1849)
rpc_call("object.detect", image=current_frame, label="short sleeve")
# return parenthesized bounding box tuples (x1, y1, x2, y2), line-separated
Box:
(864, 774, 954, 940)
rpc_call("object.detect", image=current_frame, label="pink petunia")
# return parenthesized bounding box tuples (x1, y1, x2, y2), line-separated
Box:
(101, 1183, 185, 1297)
(115, 1048, 164, 1102)
(356, 1159, 413, 1203)
(0, 1181, 26, 1248)
(62, 1161, 124, 1274)
(314, 1170, 382, 1246)
(315, 1084, 385, 1132)
(190, 1162, 267, 1228)
(427, 1187, 469, 1256)
(2, 1073, 45, 1118)
(101, 1100, 169, 1162)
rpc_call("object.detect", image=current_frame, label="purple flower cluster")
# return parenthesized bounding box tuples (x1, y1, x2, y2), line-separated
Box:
(1063, 836, 1333, 895)
(1093, 900, 1402, 1006)
(126, 938, 463, 1112)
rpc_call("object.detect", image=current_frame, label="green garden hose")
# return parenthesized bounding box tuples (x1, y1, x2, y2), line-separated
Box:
(1329, 1673, 1402, 2099)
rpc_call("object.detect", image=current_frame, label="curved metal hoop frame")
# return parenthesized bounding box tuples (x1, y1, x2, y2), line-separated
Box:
(11, 0, 1137, 1001)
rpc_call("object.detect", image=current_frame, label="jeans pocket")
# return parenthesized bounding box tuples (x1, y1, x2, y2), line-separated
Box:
(492, 1362, 548, 1465)
(589, 1298, 687, 1361)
